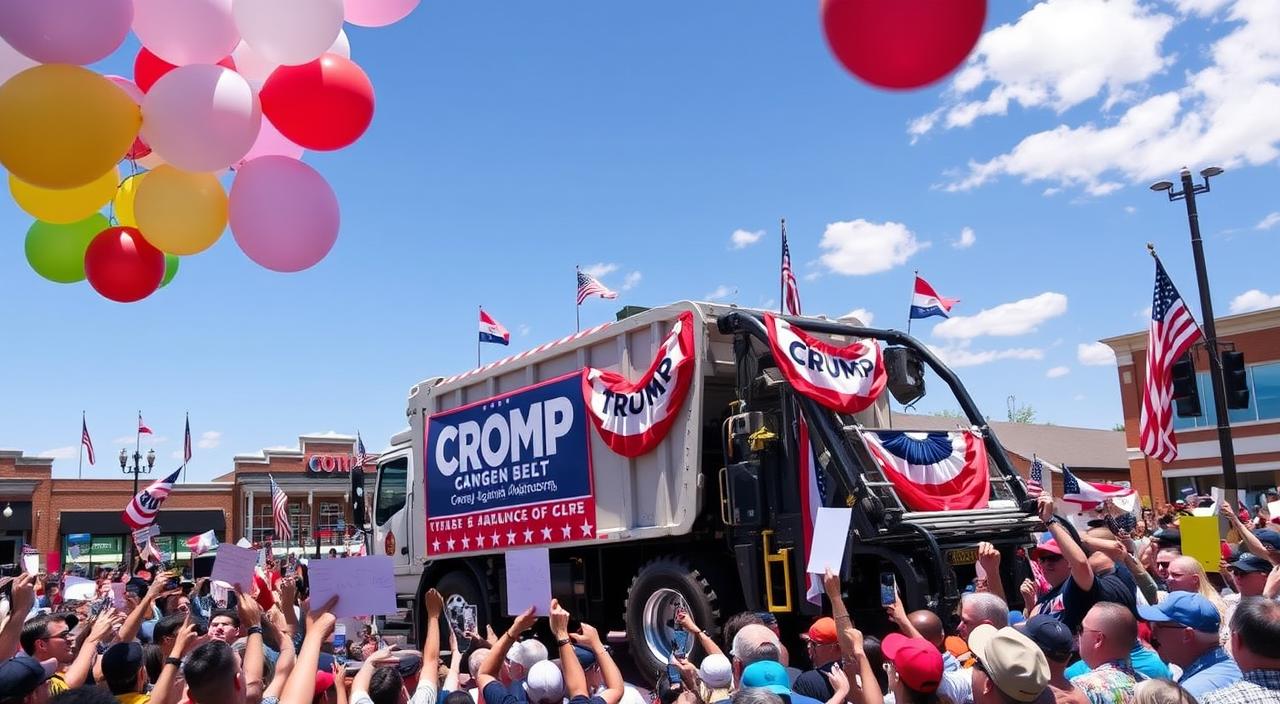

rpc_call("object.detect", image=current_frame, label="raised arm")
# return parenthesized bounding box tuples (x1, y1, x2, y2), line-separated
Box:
(476, 607, 537, 690)
(281, 596, 339, 704)
(676, 609, 723, 658)
(237, 584, 266, 704)
(118, 571, 174, 644)
(574, 622, 623, 704)
(423, 588, 444, 678)
(823, 569, 860, 666)
(443, 629, 463, 693)
(153, 615, 209, 704)
(1041, 496, 1094, 592)
(64, 608, 125, 689)
(975, 542, 1008, 605)
(550, 601, 587, 700)
(264, 607, 297, 702)
(0, 574, 36, 659)
(352, 645, 401, 700)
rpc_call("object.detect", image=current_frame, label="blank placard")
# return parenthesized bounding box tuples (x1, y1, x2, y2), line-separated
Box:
(505, 548, 553, 616)
(805, 507, 853, 575)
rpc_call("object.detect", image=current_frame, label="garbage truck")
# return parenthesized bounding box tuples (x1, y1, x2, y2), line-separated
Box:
(369, 301, 1041, 673)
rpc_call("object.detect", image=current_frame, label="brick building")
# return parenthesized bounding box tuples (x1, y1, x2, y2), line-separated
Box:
(0, 432, 374, 572)
(1102, 306, 1280, 508)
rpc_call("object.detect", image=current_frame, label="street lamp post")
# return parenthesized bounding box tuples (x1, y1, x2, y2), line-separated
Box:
(119, 445, 156, 496)
(1150, 166, 1238, 499)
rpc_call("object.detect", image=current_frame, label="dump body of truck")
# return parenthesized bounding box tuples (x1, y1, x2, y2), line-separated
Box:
(370, 301, 1041, 673)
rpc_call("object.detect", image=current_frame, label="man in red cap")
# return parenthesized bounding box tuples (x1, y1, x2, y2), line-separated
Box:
(794, 617, 843, 701)
(882, 634, 944, 703)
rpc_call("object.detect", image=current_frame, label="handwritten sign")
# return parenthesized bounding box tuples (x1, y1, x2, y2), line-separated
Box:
(210, 544, 258, 590)
(505, 547, 553, 616)
(805, 507, 853, 575)
(308, 555, 397, 619)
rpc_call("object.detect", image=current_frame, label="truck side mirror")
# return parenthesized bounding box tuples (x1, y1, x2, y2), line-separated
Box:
(884, 346, 926, 406)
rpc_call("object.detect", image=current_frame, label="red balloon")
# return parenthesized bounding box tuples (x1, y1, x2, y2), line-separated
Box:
(260, 53, 375, 151)
(134, 48, 236, 93)
(84, 226, 165, 303)
(127, 136, 152, 160)
(820, 0, 986, 90)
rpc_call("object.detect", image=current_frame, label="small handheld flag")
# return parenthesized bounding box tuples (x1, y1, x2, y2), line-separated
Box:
(1062, 465, 1133, 505)
(186, 530, 219, 557)
(479, 308, 511, 346)
(1027, 457, 1045, 498)
(909, 275, 959, 320)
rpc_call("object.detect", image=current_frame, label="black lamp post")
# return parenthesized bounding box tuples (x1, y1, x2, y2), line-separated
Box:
(1149, 166, 1238, 499)
(119, 445, 156, 495)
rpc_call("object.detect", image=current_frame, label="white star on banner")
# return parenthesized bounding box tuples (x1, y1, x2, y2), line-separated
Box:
(476, 534, 486, 548)
(446, 537, 456, 551)
(507, 530, 518, 545)
(561, 525, 573, 539)
(580, 520, 593, 537)
(432, 539, 441, 552)
(541, 526, 553, 541)
(523, 528, 534, 543)
(461, 536, 471, 550)
(492, 531, 501, 546)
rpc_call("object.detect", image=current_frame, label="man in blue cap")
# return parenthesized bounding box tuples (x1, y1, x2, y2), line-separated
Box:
(0, 654, 57, 704)
(1139, 593, 1240, 699)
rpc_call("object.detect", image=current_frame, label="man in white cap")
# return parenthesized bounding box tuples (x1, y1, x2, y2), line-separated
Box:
(968, 624, 1050, 704)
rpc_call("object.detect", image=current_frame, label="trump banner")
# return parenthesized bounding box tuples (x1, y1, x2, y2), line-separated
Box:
(425, 372, 596, 556)
(583, 311, 696, 457)
(856, 428, 990, 512)
(764, 313, 886, 414)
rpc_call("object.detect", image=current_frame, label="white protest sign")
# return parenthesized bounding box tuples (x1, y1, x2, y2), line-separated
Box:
(505, 547, 553, 616)
(210, 544, 258, 590)
(21, 553, 39, 575)
(64, 576, 95, 601)
(805, 507, 853, 576)
(236, 537, 252, 548)
(1268, 500, 1280, 523)
(308, 555, 397, 619)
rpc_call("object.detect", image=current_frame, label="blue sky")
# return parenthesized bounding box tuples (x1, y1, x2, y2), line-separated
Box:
(2, 0, 1278, 481)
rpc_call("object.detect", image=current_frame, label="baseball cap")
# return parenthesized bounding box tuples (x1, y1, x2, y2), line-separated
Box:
(1022, 615, 1073, 660)
(315, 669, 335, 697)
(572, 644, 597, 669)
(1031, 540, 1062, 559)
(102, 642, 145, 684)
(699, 653, 732, 688)
(524, 660, 565, 704)
(1138, 593, 1221, 633)
(805, 617, 838, 644)
(881, 634, 943, 694)
(1230, 553, 1273, 574)
(968, 624, 1049, 703)
(1256, 530, 1280, 552)
(0, 655, 58, 697)
(395, 652, 424, 678)
(741, 660, 791, 696)
(1153, 528, 1182, 547)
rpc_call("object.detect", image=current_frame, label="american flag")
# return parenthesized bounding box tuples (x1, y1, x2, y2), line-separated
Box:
(183, 414, 192, 464)
(1062, 465, 1133, 505)
(270, 475, 292, 541)
(1139, 259, 1203, 462)
(1027, 457, 1044, 498)
(576, 268, 618, 305)
(81, 414, 95, 465)
(354, 432, 367, 469)
(781, 223, 801, 316)
(797, 417, 827, 604)
(122, 467, 181, 530)
(138, 412, 152, 435)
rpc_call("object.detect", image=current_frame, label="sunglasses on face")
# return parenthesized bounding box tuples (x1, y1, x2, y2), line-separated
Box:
(1037, 554, 1063, 563)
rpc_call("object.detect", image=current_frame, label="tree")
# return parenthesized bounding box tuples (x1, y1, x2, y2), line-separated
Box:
(1111, 423, 1125, 432)
(1007, 404, 1037, 424)
(931, 409, 965, 419)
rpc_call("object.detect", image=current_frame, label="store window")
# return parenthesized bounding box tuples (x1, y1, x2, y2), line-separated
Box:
(317, 502, 345, 543)
(375, 457, 408, 525)
(1172, 363, 1276, 430)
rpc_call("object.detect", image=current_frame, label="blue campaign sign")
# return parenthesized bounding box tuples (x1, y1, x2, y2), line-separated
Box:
(67, 533, 92, 545)
(425, 372, 594, 522)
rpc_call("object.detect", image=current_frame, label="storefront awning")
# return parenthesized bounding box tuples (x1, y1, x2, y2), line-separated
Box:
(60, 509, 225, 536)
(0, 501, 33, 530)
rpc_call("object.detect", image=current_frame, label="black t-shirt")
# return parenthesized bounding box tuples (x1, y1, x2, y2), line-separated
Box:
(1038, 563, 1138, 632)
(793, 661, 837, 701)
(484, 682, 520, 704)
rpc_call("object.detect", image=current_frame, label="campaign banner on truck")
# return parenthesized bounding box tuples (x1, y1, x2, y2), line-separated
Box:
(425, 372, 596, 556)
(764, 312, 886, 414)
(855, 427, 990, 512)
(583, 311, 696, 458)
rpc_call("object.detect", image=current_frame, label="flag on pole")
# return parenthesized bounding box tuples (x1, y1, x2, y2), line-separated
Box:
(138, 412, 152, 435)
(270, 475, 292, 541)
(354, 432, 367, 469)
(186, 530, 219, 556)
(1062, 465, 1133, 505)
(479, 308, 511, 345)
(577, 269, 617, 305)
(81, 416, 96, 465)
(122, 467, 182, 530)
(1027, 457, 1045, 498)
(183, 414, 192, 464)
(909, 275, 959, 320)
(797, 418, 826, 605)
(1139, 259, 1203, 462)
(781, 224, 801, 316)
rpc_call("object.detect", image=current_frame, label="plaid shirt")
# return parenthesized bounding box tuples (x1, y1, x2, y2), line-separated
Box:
(1070, 661, 1139, 704)
(1202, 669, 1280, 704)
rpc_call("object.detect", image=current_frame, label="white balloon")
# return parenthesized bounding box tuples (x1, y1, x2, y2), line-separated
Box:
(233, 0, 344, 67)
(330, 29, 351, 59)
(0, 36, 37, 86)
(141, 65, 261, 173)
(133, 0, 240, 66)
(231, 40, 276, 83)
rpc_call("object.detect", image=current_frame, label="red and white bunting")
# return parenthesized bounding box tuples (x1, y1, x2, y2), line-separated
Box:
(583, 311, 697, 457)
(764, 313, 885, 414)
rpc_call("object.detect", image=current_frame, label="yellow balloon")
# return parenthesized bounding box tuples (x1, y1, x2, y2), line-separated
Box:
(0, 64, 140, 189)
(8, 168, 120, 224)
(134, 165, 228, 256)
(113, 173, 145, 227)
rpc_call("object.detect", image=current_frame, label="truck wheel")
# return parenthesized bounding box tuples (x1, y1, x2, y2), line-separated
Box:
(624, 557, 720, 676)
(422, 567, 491, 643)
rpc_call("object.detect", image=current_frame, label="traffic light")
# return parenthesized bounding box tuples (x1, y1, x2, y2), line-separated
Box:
(1171, 353, 1201, 417)
(1223, 351, 1249, 409)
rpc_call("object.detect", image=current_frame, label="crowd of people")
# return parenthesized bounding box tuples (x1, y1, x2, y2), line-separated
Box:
(4, 494, 1280, 704)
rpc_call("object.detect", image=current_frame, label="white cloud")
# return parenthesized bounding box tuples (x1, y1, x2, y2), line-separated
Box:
(1125, 206, 1138, 214)
(1046, 365, 1071, 378)
(1078, 341, 1118, 366)
(197, 431, 222, 449)
(818, 220, 927, 276)
(39, 446, 77, 460)
(115, 435, 166, 445)
(930, 344, 1045, 368)
(1230, 289, 1280, 313)
(951, 227, 976, 249)
(1257, 212, 1280, 230)
(730, 229, 764, 249)
(840, 308, 875, 326)
(621, 271, 642, 290)
(582, 263, 618, 278)
(939, 1, 1280, 195)
(914, 0, 1174, 136)
(1173, 0, 1233, 16)
(518, 323, 531, 336)
(1073, 393, 1087, 401)
(933, 292, 1068, 339)
(705, 285, 736, 302)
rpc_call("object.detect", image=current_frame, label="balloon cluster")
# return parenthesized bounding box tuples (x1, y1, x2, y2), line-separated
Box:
(0, 0, 416, 302)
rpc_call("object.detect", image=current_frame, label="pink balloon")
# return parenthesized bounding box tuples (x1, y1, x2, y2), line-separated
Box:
(105, 75, 144, 104)
(133, 0, 240, 66)
(141, 64, 261, 172)
(230, 156, 339, 272)
(0, 0, 132, 65)
(236, 116, 305, 168)
(343, 0, 419, 27)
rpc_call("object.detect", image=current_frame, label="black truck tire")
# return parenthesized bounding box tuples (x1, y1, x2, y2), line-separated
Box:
(624, 557, 720, 676)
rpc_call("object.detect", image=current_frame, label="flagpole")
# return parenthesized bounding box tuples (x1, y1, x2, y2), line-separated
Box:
(135, 410, 141, 488)
(779, 219, 785, 315)
(907, 270, 917, 337)
(477, 305, 482, 369)
(78, 411, 84, 480)
(182, 412, 188, 483)
(575, 266, 581, 332)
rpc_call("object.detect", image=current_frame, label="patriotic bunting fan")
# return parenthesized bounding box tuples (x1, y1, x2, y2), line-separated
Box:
(857, 428, 990, 512)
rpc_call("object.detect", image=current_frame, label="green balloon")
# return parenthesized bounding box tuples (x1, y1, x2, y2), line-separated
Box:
(24, 213, 109, 284)
(159, 254, 179, 288)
